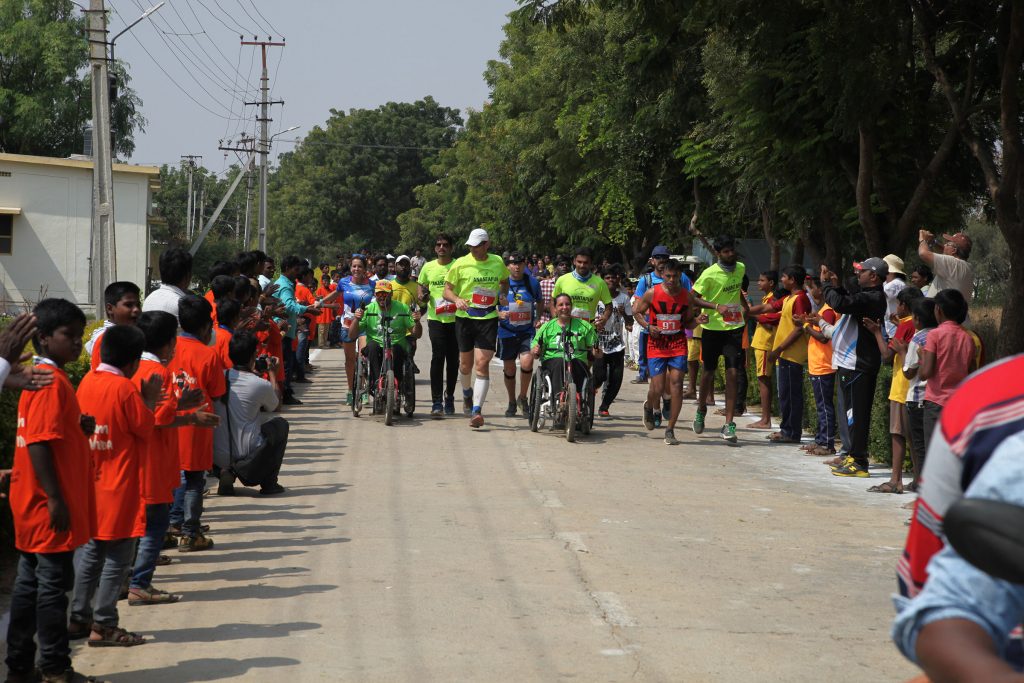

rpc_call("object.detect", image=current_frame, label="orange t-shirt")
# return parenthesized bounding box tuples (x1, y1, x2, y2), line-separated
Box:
(297, 282, 316, 337)
(213, 325, 234, 370)
(315, 284, 335, 325)
(9, 364, 95, 553)
(133, 357, 179, 505)
(171, 335, 226, 471)
(205, 289, 219, 325)
(77, 368, 154, 540)
(266, 323, 285, 381)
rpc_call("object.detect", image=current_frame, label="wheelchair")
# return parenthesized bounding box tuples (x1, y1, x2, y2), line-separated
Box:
(527, 335, 595, 442)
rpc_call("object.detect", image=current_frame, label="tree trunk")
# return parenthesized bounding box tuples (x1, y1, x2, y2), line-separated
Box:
(856, 122, 884, 256)
(761, 203, 779, 271)
(999, 232, 1024, 359)
(820, 212, 842, 274)
(792, 237, 805, 268)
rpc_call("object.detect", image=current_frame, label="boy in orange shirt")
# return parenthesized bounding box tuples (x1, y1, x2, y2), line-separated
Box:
(213, 299, 241, 370)
(168, 295, 225, 551)
(127, 311, 204, 605)
(71, 325, 163, 647)
(86, 281, 142, 370)
(5, 299, 94, 682)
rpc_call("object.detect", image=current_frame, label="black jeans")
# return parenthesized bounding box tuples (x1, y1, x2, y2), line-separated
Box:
(777, 359, 804, 440)
(593, 350, 624, 411)
(906, 401, 927, 466)
(923, 400, 943, 453)
(5, 550, 75, 676)
(838, 369, 878, 469)
(232, 417, 288, 488)
(428, 320, 459, 401)
(543, 357, 589, 411)
(366, 340, 408, 396)
(282, 336, 296, 394)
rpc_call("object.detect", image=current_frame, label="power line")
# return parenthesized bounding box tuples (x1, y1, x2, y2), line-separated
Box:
(248, 0, 281, 38)
(234, 0, 270, 37)
(194, 0, 248, 35)
(211, 0, 252, 34)
(275, 139, 450, 152)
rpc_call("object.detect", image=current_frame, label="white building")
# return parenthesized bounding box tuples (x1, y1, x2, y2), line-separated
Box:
(0, 152, 160, 312)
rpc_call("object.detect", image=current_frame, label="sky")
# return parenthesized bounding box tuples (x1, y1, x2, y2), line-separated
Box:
(106, 0, 517, 175)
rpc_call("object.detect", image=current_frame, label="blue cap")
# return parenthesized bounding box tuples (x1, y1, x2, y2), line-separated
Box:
(651, 245, 670, 258)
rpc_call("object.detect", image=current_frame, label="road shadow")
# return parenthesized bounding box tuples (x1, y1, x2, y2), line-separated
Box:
(209, 536, 350, 552)
(144, 621, 320, 644)
(208, 523, 334, 537)
(176, 582, 338, 603)
(104, 656, 301, 682)
(166, 565, 311, 583)
(274, 483, 350, 498)
(203, 509, 345, 524)
(174, 549, 307, 564)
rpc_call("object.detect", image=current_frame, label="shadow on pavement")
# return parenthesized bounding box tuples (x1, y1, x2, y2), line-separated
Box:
(104, 656, 301, 682)
(167, 565, 311, 583)
(181, 583, 337, 602)
(144, 621, 321, 644)
(208, 523, 334, 537)
(175, 549, 306, 564)
(203, 509, 345, 524)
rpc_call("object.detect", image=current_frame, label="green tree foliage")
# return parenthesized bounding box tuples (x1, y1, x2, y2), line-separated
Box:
(0, 0, 145, 158)
(266, 98, 461, 261)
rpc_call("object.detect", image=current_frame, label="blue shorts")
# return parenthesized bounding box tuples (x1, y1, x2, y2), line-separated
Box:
(648, 355, 687, 377)
(497, 332, 533, 361)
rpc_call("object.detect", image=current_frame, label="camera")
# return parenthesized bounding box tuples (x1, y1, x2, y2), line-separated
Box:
(254, 354, 271, 374)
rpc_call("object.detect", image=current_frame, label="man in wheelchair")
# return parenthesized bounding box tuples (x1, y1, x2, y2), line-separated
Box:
(531, 293, 602, 417)
(348, 279, 422, 400)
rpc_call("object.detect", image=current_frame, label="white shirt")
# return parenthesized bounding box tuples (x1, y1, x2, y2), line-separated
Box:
(257, 274, 271, 290)
(214, 369, 279, 461)
(84, 320, 114, 355)
(0, 357, 10, 389)
(883, 278, 906, 338)
(141, 283, 187, 320)
(597, 291, 633, 354)
(930, 254, 974, 301)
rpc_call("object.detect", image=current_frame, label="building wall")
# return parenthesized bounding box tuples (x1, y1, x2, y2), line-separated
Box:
(0, 155, 157, 311)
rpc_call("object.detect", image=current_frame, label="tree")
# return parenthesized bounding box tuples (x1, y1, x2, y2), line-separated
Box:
(267, 98, 461, 261)
(0, 0, 145, 158)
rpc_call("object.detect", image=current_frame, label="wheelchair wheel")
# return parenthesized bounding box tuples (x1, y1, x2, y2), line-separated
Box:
(352, 354, 366, 417)
(565, 381, 577, 443)
(580, 376, 594, 435)
(528, 369, 544, 432)
(403, 360, 415, 417)
(384, 368, 396, 426)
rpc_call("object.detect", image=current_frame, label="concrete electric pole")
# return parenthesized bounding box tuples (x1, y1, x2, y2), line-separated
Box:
(87, 0, 115, 318)
(241, 38, 284, 252)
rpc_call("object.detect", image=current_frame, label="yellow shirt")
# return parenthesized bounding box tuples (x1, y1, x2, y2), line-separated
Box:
(772, 292, 809, 365)
(392, 278, 419, 309)
(751, 293, 777, 351)
(888, 315, 915, 403)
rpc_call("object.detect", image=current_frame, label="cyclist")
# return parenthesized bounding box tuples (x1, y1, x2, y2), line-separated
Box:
(531, 293, 601, 417)
(339, 255, 375, 405)
(498, 252, 541, 417)
(551, 246, 612, 329)
(418, 234, 459, 417)
(443, 228, 510, 429)
(690, 235, 749, 443)
(634, 258, 697, 445)
(347, 280, 422, 410)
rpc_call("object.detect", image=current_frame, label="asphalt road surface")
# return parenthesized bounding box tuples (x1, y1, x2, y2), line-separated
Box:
(60, 343, 919, 682)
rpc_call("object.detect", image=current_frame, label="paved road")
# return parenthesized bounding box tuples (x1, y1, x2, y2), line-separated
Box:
(65, 344, 919, 682)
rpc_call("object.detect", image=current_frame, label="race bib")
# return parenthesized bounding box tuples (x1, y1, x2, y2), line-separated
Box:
(571, 307, 594, 320)
(434, 296, 457, 316)
(655, 313, 682, 334)
(508, 300, 532, 326)
(721, 304, 743, 324)
(471, 287, 497, 308)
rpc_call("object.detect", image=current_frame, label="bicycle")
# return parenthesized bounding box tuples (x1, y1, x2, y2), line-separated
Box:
(527, 325, 595, 442)
(366, 314, 403, 426)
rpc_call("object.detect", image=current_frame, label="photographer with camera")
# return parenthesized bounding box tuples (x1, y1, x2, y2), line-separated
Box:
(213, 331, 289, 496)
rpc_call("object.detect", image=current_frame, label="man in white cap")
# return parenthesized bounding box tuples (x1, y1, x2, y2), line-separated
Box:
(443, 228, 510, 428)
(917, 229, 974, 302)
(883, 254, 908, 338)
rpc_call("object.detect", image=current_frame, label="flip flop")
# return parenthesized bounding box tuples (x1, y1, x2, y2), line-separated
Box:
(867, 482, 904, 494)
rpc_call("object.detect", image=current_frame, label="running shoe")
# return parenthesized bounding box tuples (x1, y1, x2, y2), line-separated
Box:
(431, 401, 443, 418)
(518, 396, 529, 416)
(346, 392, 354, 406)
(463, 389, 473, 414)
(598, 409, 610, 419)
(504, 401, 517, 417)
(444, 394, 456, 415)
(692, 410, 705, 435)
(831, 461, 870, 477)
(470, 410, 484, 428)
(664, 429, 679, 445)
(642, 400, 655, 431)
(654, 409, 663, 429)
(721, 422, 738, 444)
(662, 397, 671, 420)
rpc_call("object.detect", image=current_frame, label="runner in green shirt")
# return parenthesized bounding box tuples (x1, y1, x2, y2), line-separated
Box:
(442, 228, 510, 428)
(551, 246, 613, 329)
(417, 233, 459, 416)
(531, 293, 601, 416)
(689, 236, 750, 444)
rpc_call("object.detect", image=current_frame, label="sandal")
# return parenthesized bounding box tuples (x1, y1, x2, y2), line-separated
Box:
(128, 586, 181, 606)
(87, 625, 146, 647)
(906, 481, 919, 493)
(867, 481, 904, 494)
(67, 620, 91, 640)
(155, 554, 173, 566)
(767, 432, 800, 443)
(748, 422, 773, 430)
(805, 445, 837, 456)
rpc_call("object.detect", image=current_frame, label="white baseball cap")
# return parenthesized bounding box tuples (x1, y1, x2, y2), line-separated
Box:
(465, 228, 489, 247)
(395, 254, 411, 265)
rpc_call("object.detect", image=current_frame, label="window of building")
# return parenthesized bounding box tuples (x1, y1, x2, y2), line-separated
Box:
(0, 214, 12, 254)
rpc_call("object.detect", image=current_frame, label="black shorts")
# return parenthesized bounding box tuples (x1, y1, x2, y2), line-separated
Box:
(496, 332, 533, 361)
(455, 317, 498, 353)
(700, 327, 745, 371)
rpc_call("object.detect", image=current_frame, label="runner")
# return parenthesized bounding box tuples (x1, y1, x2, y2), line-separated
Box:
(339, 255, 375, 405)
(690, 236, 748, 444)
(552, 247, 612, 328)
(498, 252, 541, 417)
(593, 264, 632, 418)
(443, 228, 510, 428)
(419, 234, 459, 417)
(631, 245, 670, 387)
(634, 259, 696, 445)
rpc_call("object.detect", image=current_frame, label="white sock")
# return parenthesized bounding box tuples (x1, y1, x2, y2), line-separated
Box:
(473, 375, 489, 411)
(461, 372, 473, 394)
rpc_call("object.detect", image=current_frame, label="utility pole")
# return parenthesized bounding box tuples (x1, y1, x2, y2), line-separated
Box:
(242, 38, 284, 252)
(87, 0, 115, 318)
(219, 134, 256, 248)
(181, 155, 200, 241)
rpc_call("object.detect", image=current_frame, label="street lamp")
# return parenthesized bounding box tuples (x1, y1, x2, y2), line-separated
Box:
(270, 125, 301, 144)
(110, 2, 164, 65)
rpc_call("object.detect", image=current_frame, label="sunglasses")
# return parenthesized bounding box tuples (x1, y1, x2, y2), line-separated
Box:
(435, 242, 451, 247)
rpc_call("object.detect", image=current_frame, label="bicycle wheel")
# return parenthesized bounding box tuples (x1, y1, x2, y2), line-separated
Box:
(529, 369, 544, 432)
(352, 354, 365, 417)
(580, 377, 593, 436)
(403, 360, 415, 417)
(565, 381, 577, 443)
(384, 369, 396, 426)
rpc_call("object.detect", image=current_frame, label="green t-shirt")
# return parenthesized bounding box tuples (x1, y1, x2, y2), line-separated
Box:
(444, 253, 509, 320)
(692, 262, 746, 331)
(532, 318, 598, 362)
(357, 300, 415, 350)
(551, 272, 612, 321)
(418, 259, 456, 323)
